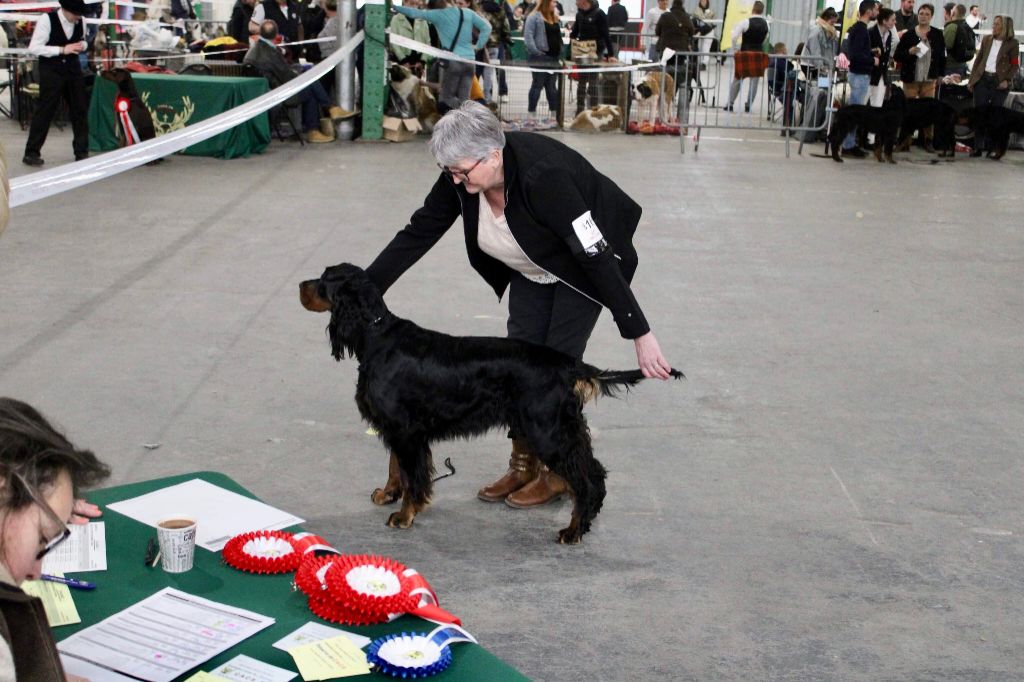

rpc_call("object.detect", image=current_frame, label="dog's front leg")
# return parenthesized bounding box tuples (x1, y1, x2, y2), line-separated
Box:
(385, 442, 433, 530)
(371, 452, 403, 506)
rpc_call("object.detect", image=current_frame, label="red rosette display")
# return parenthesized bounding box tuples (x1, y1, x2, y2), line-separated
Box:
(324, 554, 418, 621)
(222, 531, 301, 574)
(294, 554, 336, 599)
(308, 596, 386, 627)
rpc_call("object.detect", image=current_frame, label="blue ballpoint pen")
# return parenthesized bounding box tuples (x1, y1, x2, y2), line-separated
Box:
(40, 574, 96, 590)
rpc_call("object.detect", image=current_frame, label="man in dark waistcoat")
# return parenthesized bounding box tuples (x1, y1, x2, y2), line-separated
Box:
(23, 0, 90, 166)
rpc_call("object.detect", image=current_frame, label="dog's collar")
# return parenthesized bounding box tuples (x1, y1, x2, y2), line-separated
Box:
(370, 316, 384, 326)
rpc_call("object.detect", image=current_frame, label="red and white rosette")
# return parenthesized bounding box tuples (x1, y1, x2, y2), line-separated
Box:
(222, 531, 301, 574)
(307, 595, 386, 627)
(291, 532, 341, 558)
(294, 554, 336, 599)
(325, 554, 419, 621)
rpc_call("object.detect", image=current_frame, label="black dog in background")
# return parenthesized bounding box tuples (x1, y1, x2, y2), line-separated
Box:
(897, 98, 958, 158)
(962, 105, 1024, 160)
(300, 263, 683, 544)
(100, 69, 156, 147)
(830, 85, 906, 163)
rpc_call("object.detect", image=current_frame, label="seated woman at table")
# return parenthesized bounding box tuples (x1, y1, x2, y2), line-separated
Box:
(0, 398, 110, 681)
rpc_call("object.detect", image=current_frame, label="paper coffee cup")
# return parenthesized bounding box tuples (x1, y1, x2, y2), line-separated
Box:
(156, 516, 197, 573)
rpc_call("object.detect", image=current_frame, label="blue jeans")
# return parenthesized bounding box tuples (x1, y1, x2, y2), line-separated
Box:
(301, 81, 331, 131)
(843, 72, 870, 150)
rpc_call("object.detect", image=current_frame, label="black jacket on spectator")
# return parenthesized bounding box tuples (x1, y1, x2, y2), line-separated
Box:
(845, 20, 873, 74)
(869, 23, 894, 85)
(607, 2, 628, 29)
(243, 38, 300, 103)
(262, 0, 300, 42)
(894, 26, 946, 82)
(300, 1, 325, 61)
(894, 11, 916, 33)
(655, 6, 694, 53)
(365, 132, 650, 339)
(228, 0, 254, 43)
(570, 3, 614, 57)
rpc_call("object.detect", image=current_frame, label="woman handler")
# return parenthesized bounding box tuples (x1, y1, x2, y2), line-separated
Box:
(365, 101, 673, 509)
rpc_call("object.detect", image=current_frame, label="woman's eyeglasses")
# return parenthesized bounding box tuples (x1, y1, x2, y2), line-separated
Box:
(14, 473, 71, 561)
(438, 158, 484, 181)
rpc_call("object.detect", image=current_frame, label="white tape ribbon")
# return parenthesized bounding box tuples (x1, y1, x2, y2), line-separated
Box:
(9, 31, 364, 208)
(387, 32, 675, 75)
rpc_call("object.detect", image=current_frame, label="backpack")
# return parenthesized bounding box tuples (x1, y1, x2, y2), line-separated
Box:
(951, 20, 975, 63)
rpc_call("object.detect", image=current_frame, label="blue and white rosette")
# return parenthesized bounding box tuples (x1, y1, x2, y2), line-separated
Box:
(367, 624, 477, 678)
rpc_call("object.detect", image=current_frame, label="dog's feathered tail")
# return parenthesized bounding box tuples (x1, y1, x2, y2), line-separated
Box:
(573, 366, 685, 403)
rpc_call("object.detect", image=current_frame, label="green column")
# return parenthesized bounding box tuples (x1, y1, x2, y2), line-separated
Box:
(361, 0, 389, 140)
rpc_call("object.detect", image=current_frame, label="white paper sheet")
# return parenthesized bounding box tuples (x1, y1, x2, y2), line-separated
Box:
(272, 622, 372, 652)
(43, 522, 106, 573)
(210, 654, 297, 682)
(61, 654, 139, 681)
(106, 479, 304, 551)
(57, 588, 275, 682)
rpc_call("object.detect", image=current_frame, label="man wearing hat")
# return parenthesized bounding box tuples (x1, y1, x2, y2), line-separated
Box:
(23, 0, 90, 167)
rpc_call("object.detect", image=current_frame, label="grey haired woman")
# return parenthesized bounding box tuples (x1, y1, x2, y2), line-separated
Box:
(365, 102, 674, 509)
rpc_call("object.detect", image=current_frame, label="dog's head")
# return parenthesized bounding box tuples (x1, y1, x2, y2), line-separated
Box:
(100, 68, 139, 97)
(300, 263, 389, 360)
(632, 73, 661, 101)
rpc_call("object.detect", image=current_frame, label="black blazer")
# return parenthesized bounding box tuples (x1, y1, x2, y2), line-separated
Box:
(894, 26, 946, 82)
(869, 24, 894, 86)
(365, 132, 650, 339)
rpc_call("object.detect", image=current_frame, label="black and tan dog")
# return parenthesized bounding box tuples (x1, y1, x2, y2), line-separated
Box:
(962, 105, 1024, 160)
(896, 98, 958, 157)
(100, 68, 157, 147)
(829, 87, 906, 164)
(300, 263, 683, 544)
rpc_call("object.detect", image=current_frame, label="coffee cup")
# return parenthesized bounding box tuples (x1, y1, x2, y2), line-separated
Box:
(156, 516, 197, 573)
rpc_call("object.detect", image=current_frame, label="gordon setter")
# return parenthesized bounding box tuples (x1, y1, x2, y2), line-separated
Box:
(896, 98, 958, 158)
(962, 105, 1024, 160)
(299, 263, 683, 544)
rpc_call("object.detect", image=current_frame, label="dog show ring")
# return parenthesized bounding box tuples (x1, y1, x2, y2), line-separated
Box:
(221, 530, 302, 574)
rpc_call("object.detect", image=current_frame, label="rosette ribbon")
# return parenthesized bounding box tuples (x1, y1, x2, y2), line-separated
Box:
(367, 624, 477, 678)
(221, 531, 301, 574)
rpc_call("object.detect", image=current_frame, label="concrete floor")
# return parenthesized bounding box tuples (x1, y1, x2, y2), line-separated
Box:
(2, 122, 1023, 681)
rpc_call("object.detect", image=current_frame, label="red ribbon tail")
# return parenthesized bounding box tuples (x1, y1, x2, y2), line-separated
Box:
(409, 603, 461, 626)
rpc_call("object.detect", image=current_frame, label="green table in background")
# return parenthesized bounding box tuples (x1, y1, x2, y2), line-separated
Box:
(60, 471, 528, 681)
(87, 74, 271, 159)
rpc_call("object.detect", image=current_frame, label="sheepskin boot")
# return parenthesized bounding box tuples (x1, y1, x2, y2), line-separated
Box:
(477, 439, 538, 502)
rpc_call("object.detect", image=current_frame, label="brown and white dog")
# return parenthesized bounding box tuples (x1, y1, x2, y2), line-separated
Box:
(390, 64, 441, 132)
(631, 70, 676, 121)
(570, 104, 623, 132)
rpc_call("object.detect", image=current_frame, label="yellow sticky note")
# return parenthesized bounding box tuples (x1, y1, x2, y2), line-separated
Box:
(288, 635, 371, 680)
(183, 673, 230, 682)
(20, 572, 81, 627)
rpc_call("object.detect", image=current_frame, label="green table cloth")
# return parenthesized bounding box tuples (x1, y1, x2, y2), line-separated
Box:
(59, 471, 528, 681)
(88, 74, 271, 159)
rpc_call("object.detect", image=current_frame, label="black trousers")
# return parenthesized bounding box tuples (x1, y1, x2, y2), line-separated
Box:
(972, 73, 1008, 151)
(25, 62, 89, 159)
(506, 273, 602, 360)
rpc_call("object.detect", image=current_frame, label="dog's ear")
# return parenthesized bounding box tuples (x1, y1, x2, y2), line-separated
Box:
(324, 265, 388, 361)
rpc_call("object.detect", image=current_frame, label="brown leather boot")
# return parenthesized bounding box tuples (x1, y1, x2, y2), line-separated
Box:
(477, 439, 539, 502)
(505, 465, 568, 508)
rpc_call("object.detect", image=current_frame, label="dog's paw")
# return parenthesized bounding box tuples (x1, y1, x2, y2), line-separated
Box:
(371, 488, 401, 506)
(386, 511, 415, 529)
(557, 527, 582, 545)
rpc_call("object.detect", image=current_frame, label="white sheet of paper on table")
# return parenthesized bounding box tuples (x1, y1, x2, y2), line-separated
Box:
(57, 587, 275, 682)
(272, 622, 372, 652)
(43, 522, 106, 573)
(209, 654, 297, 682)
(106, 479, 304, 551)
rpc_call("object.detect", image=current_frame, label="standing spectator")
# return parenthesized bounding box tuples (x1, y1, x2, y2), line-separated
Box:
(943, 3, 974, 77)
(228, 0, 257, 43)
(390, 0, 432, 72)
(480, 0, 510, 103)
(967, 15, 1019, 155)
(170, 0, 195, 36)
(894, 3, 945, 151)
(839, 0, 878, 158)
(965, 4, 983, 30)
(523, 0, 562, 125)
(803, 6, 838, 79)
(654, 0, 694, 121)
(692, 0, 715, 57)
(869, 7, 898, 106)
(395, 0, 491, 113)
(724, 0, 769, 113)
(693, 0, 713, 21)
(569, 0, 613, 115)
(641, 0, 667, 61)
(251, 0, 302, 58)
(606, 0, 627, 57)
(299, 0, 326, 62)
(496, 1, 517, 102)
(894, 0, 916, 35)
(23, 0, 90, 167)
